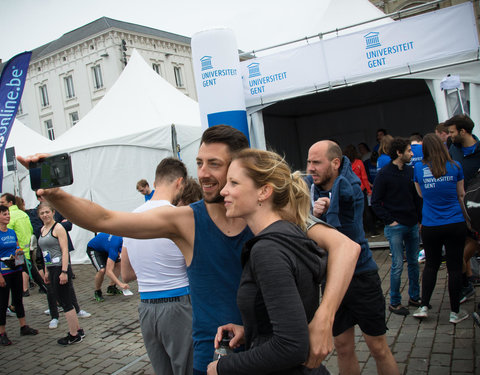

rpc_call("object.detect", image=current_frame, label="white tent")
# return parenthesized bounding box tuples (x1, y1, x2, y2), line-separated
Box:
(2, 119, 53, 207)
(25, 49, 202, 263)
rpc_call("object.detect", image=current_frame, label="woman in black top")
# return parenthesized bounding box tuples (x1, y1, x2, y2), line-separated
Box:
(207, 149, 329, 375)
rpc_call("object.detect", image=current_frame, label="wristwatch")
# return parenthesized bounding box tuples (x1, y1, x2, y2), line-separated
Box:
(61, 270, 68, 274)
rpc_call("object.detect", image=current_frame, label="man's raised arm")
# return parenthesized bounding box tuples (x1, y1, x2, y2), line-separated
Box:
(17, 154, 190, 241)
(305, 222, 360, 368)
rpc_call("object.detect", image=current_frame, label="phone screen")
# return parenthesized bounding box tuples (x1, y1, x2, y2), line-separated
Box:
(29, 153, 73, 190)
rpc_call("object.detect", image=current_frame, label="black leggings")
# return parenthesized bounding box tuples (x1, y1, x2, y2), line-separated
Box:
(421, 222, 466, 313)
(0, 271, 25, 325)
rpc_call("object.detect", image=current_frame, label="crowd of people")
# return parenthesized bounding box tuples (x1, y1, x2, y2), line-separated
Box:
(1, 116, 478, 374)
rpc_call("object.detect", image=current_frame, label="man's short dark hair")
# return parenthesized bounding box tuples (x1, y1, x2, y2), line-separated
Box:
(409, 133, 423, 143)
(388, 137, 411, 160)
(200, 125, 249, 154)
(376, 128, 387, 135)
(0, 205, 9, 213)
(445, 114, 475, 134)
(136, 179, 149, 189)
(155, 158, 187, 184)
(1, 193, 15, 204)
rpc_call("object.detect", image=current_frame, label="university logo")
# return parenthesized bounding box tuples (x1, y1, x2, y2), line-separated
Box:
(364, 32, 381, 49)
(423, 168, 433, 178)
(247, 62, 261, 78)
(200, 56, 213, 71)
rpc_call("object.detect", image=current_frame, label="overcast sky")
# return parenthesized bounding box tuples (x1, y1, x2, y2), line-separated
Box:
(1, 0, 388, 61)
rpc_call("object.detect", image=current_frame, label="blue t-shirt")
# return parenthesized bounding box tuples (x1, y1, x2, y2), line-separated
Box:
(87, 233, 123, 261)
(414, 161, 465, 226)
(463, 144, 477, 157)
(0, 229, 20, 275)
(409, 144, 423, 166)
(364, 159, 377, 184)
(377, 154, 391, 171)
(144, 190, 154, 201)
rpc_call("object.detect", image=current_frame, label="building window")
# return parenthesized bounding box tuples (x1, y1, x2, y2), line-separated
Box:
(69, 112, 79, 126)
(174, 66, 183, 87)
(64, 75, 75, 99)
(92, 65, 104, 89)
(39, 85, 49, 107)
(152, 63, 160, 74)
(45, 119, 55, 140)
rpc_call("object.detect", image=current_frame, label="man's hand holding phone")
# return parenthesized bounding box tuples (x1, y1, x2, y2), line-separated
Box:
(18, 153, 73, 192)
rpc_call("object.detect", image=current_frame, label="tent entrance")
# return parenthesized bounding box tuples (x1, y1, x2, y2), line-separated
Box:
(262, 78, 437, 170)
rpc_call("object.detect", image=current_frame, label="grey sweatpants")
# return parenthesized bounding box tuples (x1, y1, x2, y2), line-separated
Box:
(138, 295, 193, 375)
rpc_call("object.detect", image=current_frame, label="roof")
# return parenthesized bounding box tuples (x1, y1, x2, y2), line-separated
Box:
(15, 17, 190, 66)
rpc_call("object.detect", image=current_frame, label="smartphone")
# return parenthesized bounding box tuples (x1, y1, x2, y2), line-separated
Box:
(29, 153, 73, 190)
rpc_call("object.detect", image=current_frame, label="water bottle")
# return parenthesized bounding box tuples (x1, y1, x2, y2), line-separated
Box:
(213, 331, 234, 360)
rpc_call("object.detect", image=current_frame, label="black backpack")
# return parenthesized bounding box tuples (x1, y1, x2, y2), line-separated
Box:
(464, 171, 480, 233)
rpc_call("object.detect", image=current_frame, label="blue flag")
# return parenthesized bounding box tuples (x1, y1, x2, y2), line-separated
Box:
(0, 51, 32, 191)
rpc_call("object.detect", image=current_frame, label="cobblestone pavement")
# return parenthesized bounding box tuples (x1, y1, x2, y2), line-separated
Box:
(2, 249, 478, 375)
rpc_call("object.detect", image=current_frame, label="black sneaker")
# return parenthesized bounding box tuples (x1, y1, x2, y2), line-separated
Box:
(94, 290, 105, 302)
(20, 325, 38, 336)
(0, 333, 12, 346)
(22, 290, 30, 297)
(389, 304, 410, 316)
(106, 285, 122, 296)
(78, 328, 85, 339)
(408, 298, 421, 307)
(58, 332, 82, 346)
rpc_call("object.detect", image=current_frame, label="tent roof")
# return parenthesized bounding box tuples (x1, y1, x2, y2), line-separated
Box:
(6, 119, 53, 158)
(49, 49, 201, 153)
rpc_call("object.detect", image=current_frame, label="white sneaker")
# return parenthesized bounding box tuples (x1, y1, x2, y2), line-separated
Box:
(49, 318, 59, 329)
(6, 308, 16, 317)
(44, 309, 50, 315)
(413, 306, 429, 319)
(449, 310, 469, 324)
(77, 310, 91, 318)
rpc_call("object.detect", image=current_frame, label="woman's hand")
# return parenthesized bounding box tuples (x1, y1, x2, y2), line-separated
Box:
(207, 360, 218, 375)
(119, 282, 129, 290)
(0, 274, 5, 288)
(59, 272, 68, 285)
(214, 323, 245, 349)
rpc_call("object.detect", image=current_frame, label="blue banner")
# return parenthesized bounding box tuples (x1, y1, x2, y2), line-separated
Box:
(0, 51, 32, 191)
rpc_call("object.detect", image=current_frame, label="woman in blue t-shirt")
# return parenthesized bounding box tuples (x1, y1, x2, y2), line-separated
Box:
(412, 133, 468, 324)
(0, 205, 38, 345)
(376, 135, 393, 172)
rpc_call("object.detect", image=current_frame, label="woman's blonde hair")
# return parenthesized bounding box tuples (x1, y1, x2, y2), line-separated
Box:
(233, 149, 310, 231)
(378, 134, 394, 156)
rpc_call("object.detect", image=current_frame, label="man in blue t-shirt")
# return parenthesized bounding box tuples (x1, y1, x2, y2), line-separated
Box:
(408, 134, 423, 166)
(136, 179, 154, 201)
(86, 233, 127, 302)
(446, 114, 480, 303)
